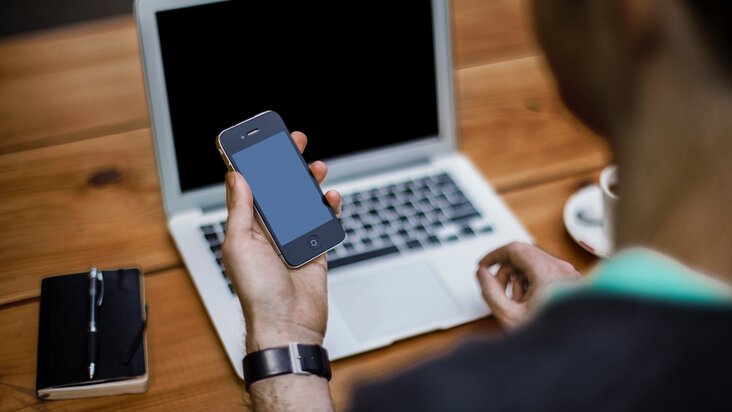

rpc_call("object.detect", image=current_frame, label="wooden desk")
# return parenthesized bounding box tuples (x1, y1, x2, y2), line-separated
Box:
(0, 1, 610, 410)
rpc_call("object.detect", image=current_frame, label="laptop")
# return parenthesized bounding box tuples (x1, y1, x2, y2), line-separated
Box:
(136, 0, 532, 379)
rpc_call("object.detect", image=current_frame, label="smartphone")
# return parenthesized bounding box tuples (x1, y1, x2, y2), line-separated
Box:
(216, 111, 345, 267)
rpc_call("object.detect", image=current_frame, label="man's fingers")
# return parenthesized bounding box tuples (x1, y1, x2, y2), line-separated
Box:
(479, 242, 514, 268)
(310, 161, 328, 184)
(477, 267, 514, 309)
(291, 131, 308, 153)
(495, 265, 514, 287)
(512, 275, 525, 301)
(325, 190, 342, 216)
(225, 172, 254, 234)
(479, 242, 536, 277)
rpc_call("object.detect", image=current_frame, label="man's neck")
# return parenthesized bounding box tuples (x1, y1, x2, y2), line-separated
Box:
(615, 61, 732, 280)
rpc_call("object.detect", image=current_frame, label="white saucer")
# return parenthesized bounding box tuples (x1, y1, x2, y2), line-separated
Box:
(563, 184, 614, 258)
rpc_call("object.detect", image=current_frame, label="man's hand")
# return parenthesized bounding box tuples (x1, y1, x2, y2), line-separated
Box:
(476, 242, 581, 329)
(222, 131, 341, 353)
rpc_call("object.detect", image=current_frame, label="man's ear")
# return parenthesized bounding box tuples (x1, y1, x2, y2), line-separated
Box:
(618, 0, 661, 58)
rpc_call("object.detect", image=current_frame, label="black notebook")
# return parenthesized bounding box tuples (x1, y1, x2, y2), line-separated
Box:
(36, 268, 148, 400)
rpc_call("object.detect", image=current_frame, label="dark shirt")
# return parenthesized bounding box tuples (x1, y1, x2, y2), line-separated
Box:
(350, 293, 732, 411)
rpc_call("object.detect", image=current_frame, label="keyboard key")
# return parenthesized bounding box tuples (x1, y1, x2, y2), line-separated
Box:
(435, 173, 451, 183)
(449, 190, 468, 202)
(449, 207, 481, 223)
(204, 232, 220, 244)
(427, 235, 440, 244)
(461, 226, 475, 236)
(478, 225, 494, 234)
(406, 239, 422, 250)
(328, 245, 400, 270)
(449, 198, 472, 208)
(201, 225, 216, 235)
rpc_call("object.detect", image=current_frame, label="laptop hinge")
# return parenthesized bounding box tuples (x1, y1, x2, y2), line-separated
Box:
(326, 157, 431, 186)
(201, 203, 227, 214)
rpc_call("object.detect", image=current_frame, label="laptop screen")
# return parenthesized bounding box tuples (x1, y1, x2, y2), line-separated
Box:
(156, 1, 439, 193)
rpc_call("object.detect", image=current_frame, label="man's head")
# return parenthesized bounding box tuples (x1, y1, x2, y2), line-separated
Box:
(532, 0, 732, 142)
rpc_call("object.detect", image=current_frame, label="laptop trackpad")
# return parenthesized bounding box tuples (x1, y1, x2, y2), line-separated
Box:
(331, 263, 461, 342)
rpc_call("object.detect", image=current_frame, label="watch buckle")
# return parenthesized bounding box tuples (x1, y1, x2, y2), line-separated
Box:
(288, 343, 312, 376)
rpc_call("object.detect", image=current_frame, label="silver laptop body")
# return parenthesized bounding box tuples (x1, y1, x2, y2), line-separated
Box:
(136, 0, 532, 379)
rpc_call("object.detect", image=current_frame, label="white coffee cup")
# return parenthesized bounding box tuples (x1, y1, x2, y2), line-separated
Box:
(599, 165, 619, 244)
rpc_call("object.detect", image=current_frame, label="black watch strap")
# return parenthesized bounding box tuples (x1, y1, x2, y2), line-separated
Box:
(243, 343, 332, 390)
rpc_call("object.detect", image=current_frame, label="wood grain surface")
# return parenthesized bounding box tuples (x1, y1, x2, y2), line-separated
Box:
(451, 0, 536, 68)
(457, 56, 610, 191)
(0, 17, 148, 155)
(0, 129, 179, 305)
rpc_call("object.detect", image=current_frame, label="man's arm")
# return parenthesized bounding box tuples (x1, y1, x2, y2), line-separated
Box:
(222, 132, 338, 411)
(244, 324, 333, 411)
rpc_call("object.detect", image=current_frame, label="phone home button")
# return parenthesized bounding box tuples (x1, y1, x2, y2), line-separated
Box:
(307, 235, 321, 250)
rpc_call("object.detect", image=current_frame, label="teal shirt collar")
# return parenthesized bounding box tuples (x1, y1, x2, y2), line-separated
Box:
(549, 247, 732, 305)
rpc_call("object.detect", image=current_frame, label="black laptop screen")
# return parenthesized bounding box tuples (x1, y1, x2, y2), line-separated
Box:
(156, 1, 439, 192)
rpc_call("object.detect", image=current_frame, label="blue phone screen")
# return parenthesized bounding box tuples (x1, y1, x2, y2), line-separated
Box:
(230, 131, 333, 245)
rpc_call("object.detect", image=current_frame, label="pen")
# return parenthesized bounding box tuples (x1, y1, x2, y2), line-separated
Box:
(88, 267, 103, 380)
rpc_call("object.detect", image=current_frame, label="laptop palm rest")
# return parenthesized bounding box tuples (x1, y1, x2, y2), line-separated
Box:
(331, 262, 462, 341)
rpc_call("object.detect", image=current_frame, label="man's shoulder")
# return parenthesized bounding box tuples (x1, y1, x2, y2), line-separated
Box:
(349, 294, 732, 412)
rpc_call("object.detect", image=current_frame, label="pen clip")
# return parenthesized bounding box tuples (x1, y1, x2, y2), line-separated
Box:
(89, 267, 104, 307)
(97, 270, 104, 307)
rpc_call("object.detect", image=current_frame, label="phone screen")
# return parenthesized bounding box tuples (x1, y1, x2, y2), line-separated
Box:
(230, 131, 332, 245)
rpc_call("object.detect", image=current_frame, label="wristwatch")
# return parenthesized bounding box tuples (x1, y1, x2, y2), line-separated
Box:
(243, 343, 332, 390)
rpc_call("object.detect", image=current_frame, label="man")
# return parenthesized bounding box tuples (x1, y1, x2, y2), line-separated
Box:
(222, 0, 732, 410)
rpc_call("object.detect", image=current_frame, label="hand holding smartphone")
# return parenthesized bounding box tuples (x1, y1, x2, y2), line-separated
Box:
(216, 111, 345, 267)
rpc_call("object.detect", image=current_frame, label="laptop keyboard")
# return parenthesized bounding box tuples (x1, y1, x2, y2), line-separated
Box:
(199, 222, 234, 294)
(200, 172, 493, 294)
(328, 172, 492, 269)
